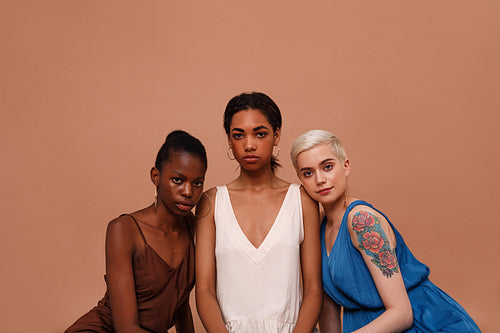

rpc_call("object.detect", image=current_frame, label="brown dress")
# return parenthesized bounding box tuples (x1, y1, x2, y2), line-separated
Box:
(65, 214, 195, 333)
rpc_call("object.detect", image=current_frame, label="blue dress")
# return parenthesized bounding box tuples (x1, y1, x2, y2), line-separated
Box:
(320, 200, 480, 332)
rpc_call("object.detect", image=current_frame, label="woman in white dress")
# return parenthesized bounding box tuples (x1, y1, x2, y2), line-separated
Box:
(195, 92, 322, 333)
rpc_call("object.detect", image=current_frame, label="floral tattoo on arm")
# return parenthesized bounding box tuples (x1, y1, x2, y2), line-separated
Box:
(352, 211, 399, 278)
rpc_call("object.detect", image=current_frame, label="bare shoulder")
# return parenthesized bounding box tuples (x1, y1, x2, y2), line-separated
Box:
(105, 214, 142, 251)
(107, 215, 138, 237)
(299, 185, 319, 229)
(299, 184, 317, 207)
(201, 187, 217, 206)
(195, 187, 217, 221)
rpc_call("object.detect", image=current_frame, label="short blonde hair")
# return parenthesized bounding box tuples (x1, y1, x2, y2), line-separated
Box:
(290, 130, 347, 170)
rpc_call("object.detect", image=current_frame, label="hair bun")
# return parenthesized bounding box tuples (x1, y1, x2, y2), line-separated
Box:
(165, 130, 190, 142)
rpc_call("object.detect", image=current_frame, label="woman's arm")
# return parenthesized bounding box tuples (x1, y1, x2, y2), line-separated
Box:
(195, 189, 229, 333)
(318, 291, 341, 333)
(293, 186, 323, 333)
(348, 207, 413, 333)
(174, 299, 195, 333)
(105, 216, 151, 333)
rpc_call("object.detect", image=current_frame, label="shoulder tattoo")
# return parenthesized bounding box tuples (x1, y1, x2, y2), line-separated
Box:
(352, 210, 399, 278)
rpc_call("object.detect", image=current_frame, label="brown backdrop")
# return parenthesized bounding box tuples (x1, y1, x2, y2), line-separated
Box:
(1, 1, 498, 332)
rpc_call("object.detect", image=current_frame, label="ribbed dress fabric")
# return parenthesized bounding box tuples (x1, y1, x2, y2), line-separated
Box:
(321, 200, 480, 332)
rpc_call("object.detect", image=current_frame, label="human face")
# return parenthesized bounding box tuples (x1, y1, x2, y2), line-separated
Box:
(154, 152, 206, 216)
(296, 143, 350, 205)
(228, 109, 280, 171)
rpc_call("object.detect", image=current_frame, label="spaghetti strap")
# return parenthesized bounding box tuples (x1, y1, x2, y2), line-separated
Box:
(184, 216, 194, 245)
(120, 213, 148, 245)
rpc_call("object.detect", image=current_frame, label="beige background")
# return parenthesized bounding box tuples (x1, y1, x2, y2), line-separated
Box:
(1, 1, 498, 332)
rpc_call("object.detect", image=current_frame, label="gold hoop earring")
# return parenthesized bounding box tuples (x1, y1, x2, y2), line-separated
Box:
(227, 146, 235, 160)
(272, 146, 280, 158)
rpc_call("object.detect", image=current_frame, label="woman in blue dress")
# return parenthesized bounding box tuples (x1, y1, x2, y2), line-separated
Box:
(290, 129, 480, 332)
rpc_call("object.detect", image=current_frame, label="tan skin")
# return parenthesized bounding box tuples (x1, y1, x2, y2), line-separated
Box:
(105, 152, 205, 333)
(296, 144, 413, 333)
(195, 109, 323, 333)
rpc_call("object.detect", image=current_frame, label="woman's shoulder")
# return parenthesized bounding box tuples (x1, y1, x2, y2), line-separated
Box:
(107, 214, 138, 231)
(105, 214, 143, 249)
(346, 200, 390, 229)
(202, 187, 221, 203)
(195, 187, 218, 218)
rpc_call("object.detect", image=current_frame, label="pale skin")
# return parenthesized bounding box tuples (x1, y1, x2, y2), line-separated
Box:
(195, 109, 323, 333)
(296, 143, 413, 333)
(105, 152, 205, 333)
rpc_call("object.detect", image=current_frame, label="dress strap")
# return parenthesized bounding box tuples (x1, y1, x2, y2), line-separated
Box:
(120, 213, 148, 245)
(345, 200, 373, 215)
(184, 216, 195, 245)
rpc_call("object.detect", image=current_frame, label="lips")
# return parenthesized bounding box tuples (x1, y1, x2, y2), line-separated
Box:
(316, 187, 333, 195)
(242, 155, 259, 162)
(175, 201, 194, 211)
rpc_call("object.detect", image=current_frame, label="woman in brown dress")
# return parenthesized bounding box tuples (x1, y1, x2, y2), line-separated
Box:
(65, 130, 207, 333)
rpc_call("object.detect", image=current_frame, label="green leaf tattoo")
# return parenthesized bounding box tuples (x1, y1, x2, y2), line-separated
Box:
(352, 210, 399, 278)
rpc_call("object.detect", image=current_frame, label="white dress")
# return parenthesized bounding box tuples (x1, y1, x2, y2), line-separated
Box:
(214, 183, 304, 333)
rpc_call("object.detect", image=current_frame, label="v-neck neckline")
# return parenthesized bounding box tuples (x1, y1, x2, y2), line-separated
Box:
(223, 184, 294, 265)
(143, 242, 190, 271)
(128, 214, 193, 271)
(322, 200, 366, 259)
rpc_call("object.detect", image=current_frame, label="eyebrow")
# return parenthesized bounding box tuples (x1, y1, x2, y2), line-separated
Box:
(299, 158, 335, 172)
(320, 158, 335, 165)
(253, 125, 269, 131)
(231, 125, 270, 133)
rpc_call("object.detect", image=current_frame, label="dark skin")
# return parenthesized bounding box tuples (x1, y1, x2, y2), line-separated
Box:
(105, 152, 205, 333)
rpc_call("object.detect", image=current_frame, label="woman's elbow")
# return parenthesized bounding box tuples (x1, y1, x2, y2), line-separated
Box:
(401, 305, 414, 330)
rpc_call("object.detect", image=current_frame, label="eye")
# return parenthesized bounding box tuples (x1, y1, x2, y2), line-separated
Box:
(171, 177, 183, 184)
(193, 180, 204, 188)
(256, 132, 267, 138)
(302, 170, 313, 178)
(232, 133, 243, 139)
(324, 164, 334, 171)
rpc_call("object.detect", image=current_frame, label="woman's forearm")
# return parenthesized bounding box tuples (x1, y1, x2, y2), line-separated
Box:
(292, 287, 323, 333)
(195, 287, 229, 333)
(353, 305, 413, 333)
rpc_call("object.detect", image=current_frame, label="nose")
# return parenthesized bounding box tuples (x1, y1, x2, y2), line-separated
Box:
(244, 137, 256, 151)
(315, 171, 326, 186)
(181, 183, 193, 198)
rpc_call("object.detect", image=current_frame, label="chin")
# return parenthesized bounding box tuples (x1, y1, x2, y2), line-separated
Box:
(316, 195, 338, 206)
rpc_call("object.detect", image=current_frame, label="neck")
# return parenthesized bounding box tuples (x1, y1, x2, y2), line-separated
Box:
(236, 165, 278, 189)
(152, 203, 185, 231)
(322, 193, 349, 227)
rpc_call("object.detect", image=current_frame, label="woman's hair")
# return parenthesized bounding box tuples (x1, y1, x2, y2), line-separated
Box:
(290, 129, 347, 170)
(155, 130, 208, 172)
(223, 92, 282, 173)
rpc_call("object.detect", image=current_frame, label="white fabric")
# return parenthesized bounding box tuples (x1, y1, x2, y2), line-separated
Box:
(215, 183, 304, 333)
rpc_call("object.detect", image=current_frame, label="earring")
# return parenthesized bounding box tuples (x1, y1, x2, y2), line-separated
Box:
(227, 146, 235, 160)
(344, 176, 349, 208)
(154, 188, 158, 208)
(272, 146, 280, 158)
